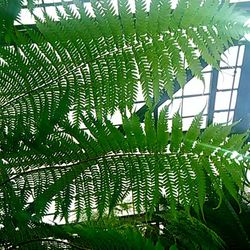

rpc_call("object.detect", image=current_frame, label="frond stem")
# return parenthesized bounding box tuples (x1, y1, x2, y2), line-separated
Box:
(0, 151, 169, 186)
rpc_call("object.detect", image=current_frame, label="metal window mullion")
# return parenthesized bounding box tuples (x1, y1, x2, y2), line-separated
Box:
(207, 68, 219, 125)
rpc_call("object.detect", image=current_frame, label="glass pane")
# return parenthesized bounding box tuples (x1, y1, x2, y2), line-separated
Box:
(158, 100, 172, 114)
(109, 110, 122, 125)
(45, 6, 60, 20)
(183, 75, 210, 95)
(182, 96, 208, 116)
(213, 111, 234, 125)
(215, 91, 232, 110)
(217, 69, 235, 90)
(220, 46, 239, 67)
(168, 99, 182, 117)
(213, 112, 228, 124)
(173, 87, 183, 98)
(202, 65, 212, 73)
(182, 117, 193, 131)
(182, 115, 207, 131)
(33, 7, 45, 20)
(15, 9, 34, 25)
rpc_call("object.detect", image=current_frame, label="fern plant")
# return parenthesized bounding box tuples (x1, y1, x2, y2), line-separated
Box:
(1, 110, 249, 219)
(0, 0, 248, 129)
(0, 0, 250, 249)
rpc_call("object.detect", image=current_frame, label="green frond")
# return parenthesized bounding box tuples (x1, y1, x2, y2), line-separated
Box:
(145, 112, 157, 152)
(0, 0, 248, 130)
(156, 108, 169, 151)
(182, 113, 202, 152)
(1, 109, 248, 223)
(170, 113, 182, 152)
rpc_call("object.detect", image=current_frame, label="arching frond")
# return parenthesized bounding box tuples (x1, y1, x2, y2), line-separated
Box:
(0, 110, 249, 222)
(0, 0, 248, 131)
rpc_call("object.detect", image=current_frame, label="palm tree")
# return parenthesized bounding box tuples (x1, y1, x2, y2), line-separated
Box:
(0, 0, 249, 249)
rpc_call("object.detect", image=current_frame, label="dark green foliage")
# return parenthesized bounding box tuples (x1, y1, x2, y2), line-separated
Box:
(202, 198, 250, 249)
(0, 218, 164, 249)
(158, 211, 226, 250)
